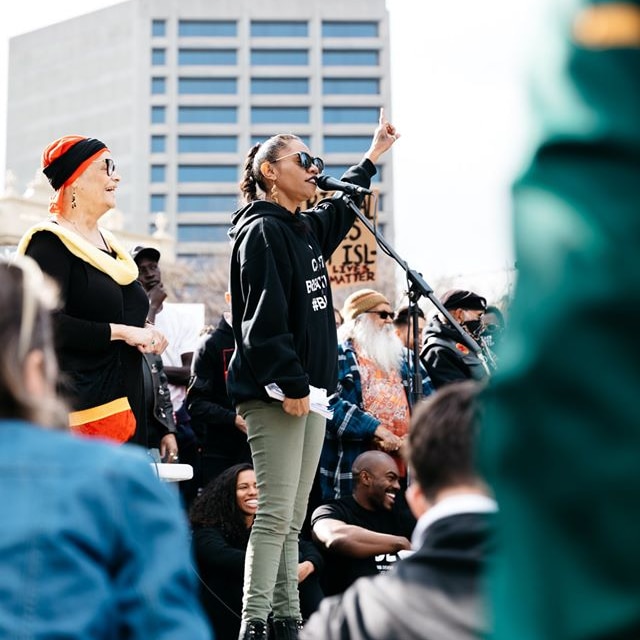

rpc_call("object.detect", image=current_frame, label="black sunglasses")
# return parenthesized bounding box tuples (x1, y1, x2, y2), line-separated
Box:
(105, 158, 116, 176)
(273, 151, 324, 172)
(483, 323, 502, 334)
(94, 157, 116, 176)
(364, 310, 394, 320)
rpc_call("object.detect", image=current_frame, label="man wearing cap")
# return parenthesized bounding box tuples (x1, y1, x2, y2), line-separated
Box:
(421, 289, 492, 390)
(132, 246, 202, 406)
(318, 288, 434, 502)
(132, 246, 203, 502)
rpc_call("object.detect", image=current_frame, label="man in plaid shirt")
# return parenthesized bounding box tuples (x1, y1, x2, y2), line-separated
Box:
(319, 289, 434, 500)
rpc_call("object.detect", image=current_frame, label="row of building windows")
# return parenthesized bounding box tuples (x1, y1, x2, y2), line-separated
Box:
(151, 48, 380, 66)
(151, 77, 380, 95)
(151, 20, 379, 39)
(175, 224, 232, 243)
(150, 164, 383, 183)
(151, 134, 372, 154)
(151, 106, 381, 124)
(151, 187, 384, 211)
(165, 219, 387, 246)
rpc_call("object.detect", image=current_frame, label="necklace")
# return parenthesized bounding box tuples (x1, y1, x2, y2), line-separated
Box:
(56, 215, 110, 252)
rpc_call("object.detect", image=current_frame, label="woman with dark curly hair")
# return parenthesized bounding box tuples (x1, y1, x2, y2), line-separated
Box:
(190, 463, 325, 640)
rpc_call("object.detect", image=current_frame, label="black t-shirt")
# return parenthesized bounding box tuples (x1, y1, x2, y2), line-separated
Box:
(311, 495, 415, 596)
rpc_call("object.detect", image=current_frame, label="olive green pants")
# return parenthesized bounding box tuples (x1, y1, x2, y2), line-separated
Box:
(237, 400, 325, 623)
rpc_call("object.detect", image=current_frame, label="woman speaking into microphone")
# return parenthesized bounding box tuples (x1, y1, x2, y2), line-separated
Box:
(227, 109, 399, 639)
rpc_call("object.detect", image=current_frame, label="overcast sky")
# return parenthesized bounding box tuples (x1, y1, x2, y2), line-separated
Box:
(0, 0, 544, 302)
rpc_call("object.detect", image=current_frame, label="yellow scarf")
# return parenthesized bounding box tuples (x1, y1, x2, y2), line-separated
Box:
(17, 220, 139, 286)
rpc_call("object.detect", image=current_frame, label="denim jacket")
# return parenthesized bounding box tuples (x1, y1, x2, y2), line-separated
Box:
(0, 420, 211, 640)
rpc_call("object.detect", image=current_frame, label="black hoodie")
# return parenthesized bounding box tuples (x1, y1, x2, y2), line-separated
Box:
(226, 159, 376, 405)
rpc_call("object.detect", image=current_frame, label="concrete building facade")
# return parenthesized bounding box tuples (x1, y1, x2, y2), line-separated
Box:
(5, 0, 393, 267)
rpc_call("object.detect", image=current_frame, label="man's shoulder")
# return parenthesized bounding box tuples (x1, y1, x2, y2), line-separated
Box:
(337, 339, 356, 355)
(312, 496, 358, 523)
(302, 562, 450, 640)
(306, 557, 486, 640)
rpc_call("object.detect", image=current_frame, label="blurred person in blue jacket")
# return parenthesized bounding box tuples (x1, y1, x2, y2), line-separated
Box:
(0, 255, 212, 640)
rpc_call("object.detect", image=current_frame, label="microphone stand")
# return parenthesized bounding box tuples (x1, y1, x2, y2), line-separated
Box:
(338, 193, 488, 407)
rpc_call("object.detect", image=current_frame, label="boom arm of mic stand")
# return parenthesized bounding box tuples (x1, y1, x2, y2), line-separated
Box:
(341, 194, 483, 357)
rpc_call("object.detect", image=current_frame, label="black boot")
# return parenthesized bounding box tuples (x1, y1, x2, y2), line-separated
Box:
(239, 619, 269, 640)
(271, 618, 303, 640)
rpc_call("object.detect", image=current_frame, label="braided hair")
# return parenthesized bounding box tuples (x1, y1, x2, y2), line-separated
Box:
(238, 134, 301, 204)
(189, 462, 255, 546)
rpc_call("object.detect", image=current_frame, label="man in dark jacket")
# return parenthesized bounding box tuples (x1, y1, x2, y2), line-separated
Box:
(421, 289, 492, 389)
(187, 299, 251, 489)
(302, 380, 496, 640)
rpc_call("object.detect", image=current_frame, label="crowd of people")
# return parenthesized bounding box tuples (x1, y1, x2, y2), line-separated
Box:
(7, 2, 621, 628)
(0, 111, 508, 640)
(0, 114, 509, 640)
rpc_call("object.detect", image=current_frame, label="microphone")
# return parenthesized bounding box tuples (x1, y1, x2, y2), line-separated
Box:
(315, 174, 373, 196)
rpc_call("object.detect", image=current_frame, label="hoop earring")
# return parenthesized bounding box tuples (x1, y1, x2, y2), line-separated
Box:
(71, 189, 77, 209)
(270, 183, 279, 204)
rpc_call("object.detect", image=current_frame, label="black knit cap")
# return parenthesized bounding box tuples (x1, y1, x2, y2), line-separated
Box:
(440, 289, 487, 311)
(394, 304, 425, 323)
(42, 138, 107, 190)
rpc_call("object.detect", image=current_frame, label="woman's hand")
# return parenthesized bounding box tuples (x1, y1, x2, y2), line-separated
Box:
(282, 396, 310, 417)
(365, 107, 400, 165)
(297, 560, 315, 583)
(110, 323, 168, 355)
(234, 414, 248, 434)
(160, 433, 179, 463)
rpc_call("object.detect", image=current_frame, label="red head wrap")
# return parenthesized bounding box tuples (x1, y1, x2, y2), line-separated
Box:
(42, 135, 109, 214)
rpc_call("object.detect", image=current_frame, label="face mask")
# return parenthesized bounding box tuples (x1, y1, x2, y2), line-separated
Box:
(463, 319, 483, 337)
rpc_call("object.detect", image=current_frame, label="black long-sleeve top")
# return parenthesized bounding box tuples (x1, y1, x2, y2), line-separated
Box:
(25, 230, 148, 421)
(187, 315, 248, 459)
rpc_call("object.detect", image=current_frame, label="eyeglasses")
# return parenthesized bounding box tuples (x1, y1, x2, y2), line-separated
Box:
(364, 310, 394, 320)
(94, 158, 116, 176)
(482, 323, 502, 334)
(272, 151, 324, 172)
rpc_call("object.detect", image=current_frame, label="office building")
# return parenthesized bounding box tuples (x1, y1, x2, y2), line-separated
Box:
(6, 0, 393, 267)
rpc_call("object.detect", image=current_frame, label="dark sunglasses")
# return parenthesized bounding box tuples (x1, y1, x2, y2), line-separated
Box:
(364, 310, 394, 320)
(94, 157, 116, 176)
(273, 151, 324, 172)
(482, 323, 502, 334)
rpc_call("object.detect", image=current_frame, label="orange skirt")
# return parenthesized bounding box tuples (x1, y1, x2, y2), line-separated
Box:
(69, 397, 136, 444)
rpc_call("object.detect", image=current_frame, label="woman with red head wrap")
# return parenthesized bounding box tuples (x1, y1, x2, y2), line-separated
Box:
(17, 135, 172, 447)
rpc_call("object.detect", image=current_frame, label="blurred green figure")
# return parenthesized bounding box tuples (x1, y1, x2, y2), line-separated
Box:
(480, 1, 640, 638)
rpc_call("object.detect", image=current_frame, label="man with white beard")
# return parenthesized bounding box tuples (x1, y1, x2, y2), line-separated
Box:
(318, 289, 434, 502)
